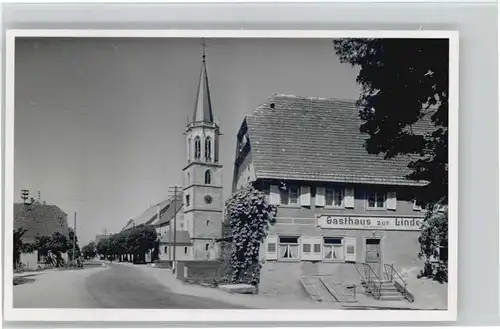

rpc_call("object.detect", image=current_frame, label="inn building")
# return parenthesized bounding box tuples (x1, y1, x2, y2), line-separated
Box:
(232, 94, 430, 296)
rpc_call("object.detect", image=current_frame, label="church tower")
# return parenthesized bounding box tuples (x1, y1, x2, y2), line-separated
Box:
(183, 44, 223, 260)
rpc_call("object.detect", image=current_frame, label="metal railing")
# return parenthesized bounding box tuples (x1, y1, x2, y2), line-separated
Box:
(360, 263, 383, 299)
(384, 264, 409, 301)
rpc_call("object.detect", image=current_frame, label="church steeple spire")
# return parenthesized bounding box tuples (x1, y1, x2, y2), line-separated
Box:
(193, 39, 214, 123)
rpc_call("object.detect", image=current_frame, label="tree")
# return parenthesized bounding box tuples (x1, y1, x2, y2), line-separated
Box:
(82, 241, 97, 260)
(333, 38, 448, 206)
(96, 239, 108, 260)
(333, 38, 449, 281)
(13, 228, 27, 268)
(418, 200, 448, 282)
(67, 228, 81, 261)
(35, 236, 52, 261)
(48, 232, 70, 267)
(223, 183, 277, 286)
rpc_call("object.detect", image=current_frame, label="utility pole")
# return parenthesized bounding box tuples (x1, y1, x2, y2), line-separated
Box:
(73, 212, 77, 263)
(168, 184, 181, 274)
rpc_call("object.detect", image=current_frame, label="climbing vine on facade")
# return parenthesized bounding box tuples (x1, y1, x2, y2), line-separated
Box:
(224, 183, 277, 286)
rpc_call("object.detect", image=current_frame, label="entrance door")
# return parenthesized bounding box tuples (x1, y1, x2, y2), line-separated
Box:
(365, 238, 382, 277)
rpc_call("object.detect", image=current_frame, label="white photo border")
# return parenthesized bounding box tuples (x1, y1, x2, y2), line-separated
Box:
(3, 29, 459, 323)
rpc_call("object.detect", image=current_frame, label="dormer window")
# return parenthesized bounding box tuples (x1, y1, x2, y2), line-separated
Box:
(194, 136, 201, 160)
(205, 136, 212, 161)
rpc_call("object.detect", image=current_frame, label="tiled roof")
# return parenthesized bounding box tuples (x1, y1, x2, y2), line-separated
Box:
(159, 230, 192, 245)
(14, 203, 69, 244)
(244, 94, 430, 187)
(122, 193, 183, 231)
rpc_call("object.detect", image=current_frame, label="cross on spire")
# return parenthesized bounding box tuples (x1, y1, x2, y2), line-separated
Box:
(192, 38, 214, 123)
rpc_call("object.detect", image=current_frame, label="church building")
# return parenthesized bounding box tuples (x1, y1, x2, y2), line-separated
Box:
(120, 47, 223, 262)
(159, 47, 223, 261)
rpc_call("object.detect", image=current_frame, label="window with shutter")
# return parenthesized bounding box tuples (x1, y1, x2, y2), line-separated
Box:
(344, 237, 357, 262)
(289, 186, 299, 205)
(269, 185, 280, 205)
(301, 236, 322, 261)
(300, 186, 311, 206)
(344, 187, 355, 208)
(279, 236, 299, 260)
(266, 236, 278, 260)
(323, 237, 344, 261)
(387, 191, 397, 210)
(315, 187, 326, 206)
(366, 191, 385, 209)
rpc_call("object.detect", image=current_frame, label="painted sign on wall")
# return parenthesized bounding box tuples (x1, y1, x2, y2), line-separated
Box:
(316, 215, 423, 231)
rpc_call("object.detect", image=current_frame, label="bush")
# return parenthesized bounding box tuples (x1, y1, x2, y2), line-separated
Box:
(418, 200, 448, 283)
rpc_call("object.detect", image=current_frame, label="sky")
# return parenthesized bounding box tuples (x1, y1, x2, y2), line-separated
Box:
(14, 37, 361, 245)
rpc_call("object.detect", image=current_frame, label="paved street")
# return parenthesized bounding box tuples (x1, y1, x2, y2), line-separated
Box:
(14, 263, 246, 309)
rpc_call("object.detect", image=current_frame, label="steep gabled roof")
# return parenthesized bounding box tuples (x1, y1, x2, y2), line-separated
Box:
(122, 193, 183, 231)
(192, 52, 214, 123)
(244, 94, 430, 187)
(14, 203, 69, 244)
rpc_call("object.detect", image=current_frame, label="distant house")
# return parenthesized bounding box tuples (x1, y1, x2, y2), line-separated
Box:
(120, 193, 184, 262)
(14, 202, 69, 269)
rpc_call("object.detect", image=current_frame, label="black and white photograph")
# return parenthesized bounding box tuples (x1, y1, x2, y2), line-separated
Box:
(4, 30, 458, 322)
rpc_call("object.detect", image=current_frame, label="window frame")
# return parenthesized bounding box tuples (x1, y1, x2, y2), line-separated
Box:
(205, 136, 212, 161)
(288, 186, 299, 205)
(194, 136, 201, 160)
(278, 236, 300, 261)
(323, 237, 345, 262)
(366, 190, 387, 209)
(205, 170, 212, 185)
(325, 187, 344, 208)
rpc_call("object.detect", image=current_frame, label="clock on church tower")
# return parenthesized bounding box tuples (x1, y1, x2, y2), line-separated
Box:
(182, 43, 223, 261)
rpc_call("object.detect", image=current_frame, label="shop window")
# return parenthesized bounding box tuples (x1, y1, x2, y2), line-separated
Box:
(325, 188, 343, 207)
(367, 191, 386, 209)
(279, 236, 299, 259)
(323, 237, 344, 261)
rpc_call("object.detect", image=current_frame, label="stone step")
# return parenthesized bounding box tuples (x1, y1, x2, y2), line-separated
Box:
(379, 295, 406, 301)
(380, 291, 404, 297)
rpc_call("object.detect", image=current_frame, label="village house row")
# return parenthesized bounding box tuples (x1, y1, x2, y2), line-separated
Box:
(15, 48, 434, 298)
(104, 49, 434, 296)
